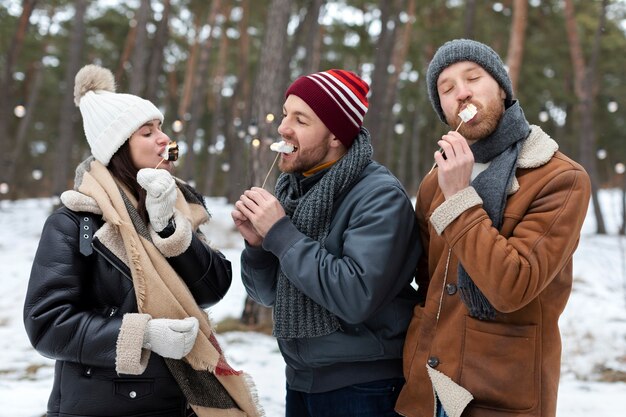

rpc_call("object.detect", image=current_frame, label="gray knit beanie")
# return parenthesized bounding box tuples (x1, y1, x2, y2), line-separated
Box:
(426, 39, 513, 123)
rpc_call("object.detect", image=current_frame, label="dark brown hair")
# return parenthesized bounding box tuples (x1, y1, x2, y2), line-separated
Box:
(107, 141, 150, 224)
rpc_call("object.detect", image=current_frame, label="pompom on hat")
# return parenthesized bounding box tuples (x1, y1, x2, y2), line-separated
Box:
(426, 39, 514, 123)
(285, 69, 369, 148)
(74, 64, 164, 166)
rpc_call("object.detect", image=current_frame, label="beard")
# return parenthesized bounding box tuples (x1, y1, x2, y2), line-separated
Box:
(454, 98, 505, 142)
(278, 139, 331, 174)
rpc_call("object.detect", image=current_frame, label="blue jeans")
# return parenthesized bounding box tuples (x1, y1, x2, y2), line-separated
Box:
(436, 399, 449, 417)
(285, 378, 404, 417)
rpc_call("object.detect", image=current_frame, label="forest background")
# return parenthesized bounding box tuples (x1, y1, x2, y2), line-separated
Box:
(1, 0, 626, 235)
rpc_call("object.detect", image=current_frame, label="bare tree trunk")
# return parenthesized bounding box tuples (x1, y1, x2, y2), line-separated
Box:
(563, 0, 607, 234)
(299, 0, 324, 74)
(6, 61, 44, 197)
(0, 0, 38, 186)
(178, 16, 201, 121)
(367, 0, 401, 164)
(249, 0, 292, 189)
(240, 0, 293, 328)
(144, 0, 171, 104)
(240, 297, 273, 333)
(52, 0, 87, 196)
(128, 0, 152, 95)
(393, 0, 416, 185)
(384, 0, 415, 174)
(201, 3, 233, 196)
(225, 0, 252, 203)
(407, 105, 422, 195)
(505, 0, 528, 94)
(180, 0, 222, 182)
(463, 0, 477, 38)
(115, 24, 137, 85)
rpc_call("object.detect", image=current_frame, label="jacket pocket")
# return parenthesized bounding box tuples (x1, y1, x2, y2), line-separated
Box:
(402, 305, 424, 379)
(114, 378, 154, 401)
(459, 317, 539, 412)
(299, 323, 384, 366)
(57, 362, 184, 416)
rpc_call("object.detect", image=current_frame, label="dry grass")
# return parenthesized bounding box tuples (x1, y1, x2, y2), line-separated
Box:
(594, 362, 626, 382)
(215, 316, 273, 335)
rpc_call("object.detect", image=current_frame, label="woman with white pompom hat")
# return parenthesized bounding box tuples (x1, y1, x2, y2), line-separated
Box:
(24, 64, 261, 417)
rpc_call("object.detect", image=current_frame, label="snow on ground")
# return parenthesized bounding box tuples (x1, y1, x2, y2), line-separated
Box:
(0, 192, 625, 416)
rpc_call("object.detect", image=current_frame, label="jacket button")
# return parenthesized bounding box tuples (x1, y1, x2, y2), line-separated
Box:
(427, 356, 440, 368)
(129, 391, 137, 399)
(446, 283, 457, 295)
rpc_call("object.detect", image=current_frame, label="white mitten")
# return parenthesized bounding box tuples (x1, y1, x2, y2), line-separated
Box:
(137, 168, 177, 232)
(143, 317, 199, 359)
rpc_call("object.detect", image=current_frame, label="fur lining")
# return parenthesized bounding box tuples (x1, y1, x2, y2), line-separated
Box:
(426, 365, 473, 417)
(430, 187, 482, 235)
(60, 190, 102, 215)
(95, 222, 129, 267)
(518, 125, 558, 169)
(149, 210, 193, 258)
(507, 125, 558, 195)
(116, 313, 152, 375)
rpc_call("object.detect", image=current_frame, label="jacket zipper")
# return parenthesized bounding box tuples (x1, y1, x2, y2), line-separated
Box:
(92, 244, 133, 283)
(436, 248, 453, 323)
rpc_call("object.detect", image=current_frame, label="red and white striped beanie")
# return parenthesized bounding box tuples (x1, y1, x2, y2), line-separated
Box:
(285, 69, 369, 148)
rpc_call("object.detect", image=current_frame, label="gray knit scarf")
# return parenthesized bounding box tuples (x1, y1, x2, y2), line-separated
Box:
(458, 100, 530, 320)
(273, 127, 373, 339)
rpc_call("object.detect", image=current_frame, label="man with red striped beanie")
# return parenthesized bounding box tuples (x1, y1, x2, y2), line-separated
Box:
(232, 69, 422, 416)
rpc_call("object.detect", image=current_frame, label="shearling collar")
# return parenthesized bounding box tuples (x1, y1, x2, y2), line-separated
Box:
(509, 124, 558, 193)
(518, 125, 559, 169)
(60, 190, 102, 215)
(60, 157, 103, 215)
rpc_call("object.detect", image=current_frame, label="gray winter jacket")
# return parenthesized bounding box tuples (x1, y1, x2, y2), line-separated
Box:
(241, 161, 421, 393)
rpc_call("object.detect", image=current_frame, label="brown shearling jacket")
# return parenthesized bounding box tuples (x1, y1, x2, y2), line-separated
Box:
(396, 125, 591, 417)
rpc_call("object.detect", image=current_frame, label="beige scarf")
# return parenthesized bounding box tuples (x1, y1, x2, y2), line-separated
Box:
(79, 160, 262, 417)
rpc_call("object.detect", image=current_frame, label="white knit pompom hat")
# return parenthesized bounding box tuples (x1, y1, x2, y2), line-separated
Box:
(74, 64, 164, 166)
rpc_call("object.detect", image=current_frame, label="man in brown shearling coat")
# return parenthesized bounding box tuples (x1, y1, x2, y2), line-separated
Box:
(396, 39, 591, 417)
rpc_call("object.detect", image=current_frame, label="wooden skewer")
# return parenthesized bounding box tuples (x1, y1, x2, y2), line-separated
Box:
(261, 153, 281, 189)
(155, 158, 166, 169)
(454, 119, 464, 132)
(429, 120, 466, 173)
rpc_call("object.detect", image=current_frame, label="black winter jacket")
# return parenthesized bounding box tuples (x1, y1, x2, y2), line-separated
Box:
(24, 204, 232, 417)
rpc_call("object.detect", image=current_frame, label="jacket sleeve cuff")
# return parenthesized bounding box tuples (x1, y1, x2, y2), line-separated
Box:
(242, 241, 276, 269)
(430, 187, 482, 235)
(262, 216, 305, 259)
(115, 313, 152, 375)
(149, 210, 192, 258)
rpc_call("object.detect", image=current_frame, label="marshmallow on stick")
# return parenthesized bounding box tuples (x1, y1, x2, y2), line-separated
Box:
(456, 104, 477, 131)
(429, 104, 479, 173)
(155, 141, 179, 169)
(262, 140, 295, 189)
(270, 140, 295, 153)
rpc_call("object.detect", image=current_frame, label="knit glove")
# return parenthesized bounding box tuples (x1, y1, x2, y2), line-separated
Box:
(137, 168, 177, 232)
(142, 317, 199, 359)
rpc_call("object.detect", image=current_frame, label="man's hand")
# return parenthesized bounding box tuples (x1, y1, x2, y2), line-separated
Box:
(231, 209, 263, 247)
(234, 187, 286, 238)
(433, 131, 474, 199)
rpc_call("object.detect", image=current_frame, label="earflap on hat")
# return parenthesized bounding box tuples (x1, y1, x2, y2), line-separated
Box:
(285, 69, 369, 148)
(74, 65, 164, 166)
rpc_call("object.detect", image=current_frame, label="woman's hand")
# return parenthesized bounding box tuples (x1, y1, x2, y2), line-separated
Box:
(137, 168, 177, 232)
